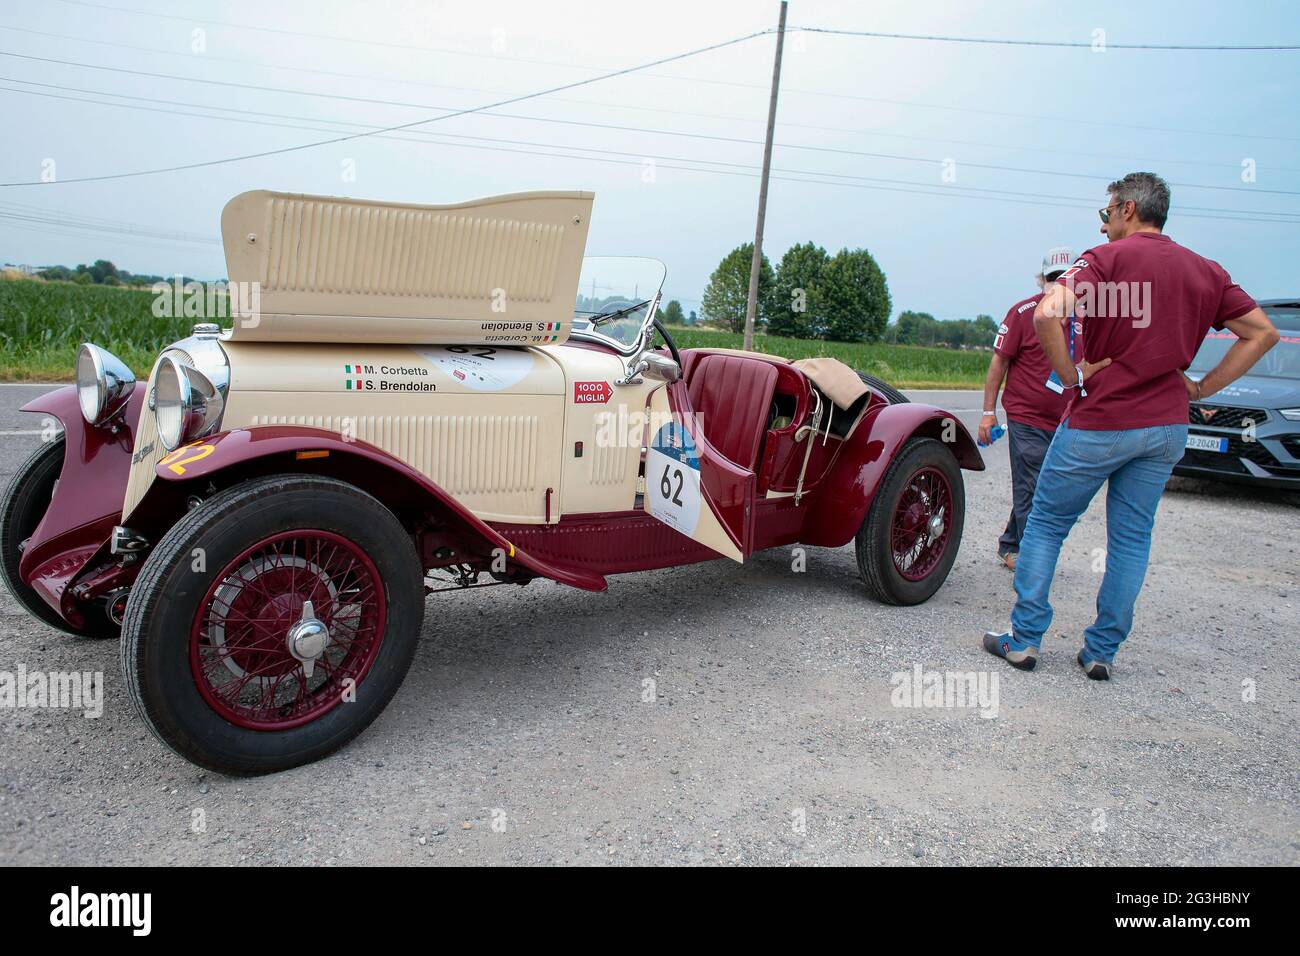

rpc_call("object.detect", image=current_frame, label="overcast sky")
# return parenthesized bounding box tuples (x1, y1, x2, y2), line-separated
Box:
(2, 0, 1297, 321)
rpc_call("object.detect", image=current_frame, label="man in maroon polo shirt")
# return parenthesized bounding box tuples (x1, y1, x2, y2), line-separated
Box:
(982, 172, 1278, 679)
(980, 247, 1077, 571)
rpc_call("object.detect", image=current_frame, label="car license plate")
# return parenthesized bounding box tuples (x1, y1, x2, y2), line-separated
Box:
(1186, 433, 1229, 453)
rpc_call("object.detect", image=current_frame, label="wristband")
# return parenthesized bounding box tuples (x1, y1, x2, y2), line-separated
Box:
(982, 411, 997, 417)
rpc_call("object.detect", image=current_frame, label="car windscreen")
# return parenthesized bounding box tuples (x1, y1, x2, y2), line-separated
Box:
(572, 257, 667, 351)
(1189, 313, 1300, 379)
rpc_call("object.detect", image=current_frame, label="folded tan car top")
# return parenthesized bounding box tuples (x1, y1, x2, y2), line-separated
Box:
(220, 189, 593, 345)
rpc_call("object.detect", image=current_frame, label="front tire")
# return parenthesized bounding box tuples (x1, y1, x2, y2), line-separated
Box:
(0, 438, 117, 638)
(856, 437, 964, 605)
(121, 475, 424, 775)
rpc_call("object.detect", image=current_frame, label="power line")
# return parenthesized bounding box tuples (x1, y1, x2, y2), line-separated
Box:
(0, 219, 215, 254)
(0, 197, 220, 240)
(0, 29, 773, 186)
(9, 45, 1298, 149)
(4, 56, 1298, 198)
(0, 210, 220, 247)
(3, 81, 1295, 226)
(52, 0, 1300, 57)
(7, 21, 1297, 175)
(795, 24, 1300, 51)
(47, 0, 614, 67)
(30, 5, 1300, 142)
(3, 14, 1296, 213)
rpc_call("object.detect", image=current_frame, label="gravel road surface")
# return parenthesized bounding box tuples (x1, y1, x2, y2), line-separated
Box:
(1, 384, 1296, 865)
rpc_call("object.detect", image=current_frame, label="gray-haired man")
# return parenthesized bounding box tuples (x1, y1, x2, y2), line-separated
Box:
(983, 172, 1277, 679)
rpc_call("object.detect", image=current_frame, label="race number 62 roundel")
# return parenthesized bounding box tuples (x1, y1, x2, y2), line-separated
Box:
(646, 420, 702, 536)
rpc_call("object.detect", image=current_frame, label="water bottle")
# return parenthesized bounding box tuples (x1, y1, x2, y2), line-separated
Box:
(978, 424, 1005, 448)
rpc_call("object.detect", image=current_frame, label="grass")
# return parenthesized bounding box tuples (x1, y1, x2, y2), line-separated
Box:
(0, 278, 193, 381)
(0, 277, 987, 387)
(667, 326, 987, 388)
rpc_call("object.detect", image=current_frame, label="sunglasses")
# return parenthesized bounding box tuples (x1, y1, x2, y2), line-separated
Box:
(1098, 200, 1126, 224)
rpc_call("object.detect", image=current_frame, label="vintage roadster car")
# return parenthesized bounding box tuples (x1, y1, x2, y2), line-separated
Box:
(1, 190, 982, 775)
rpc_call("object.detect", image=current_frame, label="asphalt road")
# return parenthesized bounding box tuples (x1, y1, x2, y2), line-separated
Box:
(1, 384, 1296, 866)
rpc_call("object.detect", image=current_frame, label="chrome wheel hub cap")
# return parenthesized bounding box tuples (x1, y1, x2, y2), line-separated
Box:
(286, 600, 330, 678)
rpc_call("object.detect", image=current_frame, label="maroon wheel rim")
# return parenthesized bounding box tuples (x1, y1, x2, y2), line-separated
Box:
(890, 466, 954, 582)
(190, 530, 387, 731)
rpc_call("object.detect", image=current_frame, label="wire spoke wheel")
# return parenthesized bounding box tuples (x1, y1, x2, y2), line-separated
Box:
(889, 466, 954, 581)
(123, 476, 423, 775)
(857, 438, 965, 605)
(191, 530, 387, 730)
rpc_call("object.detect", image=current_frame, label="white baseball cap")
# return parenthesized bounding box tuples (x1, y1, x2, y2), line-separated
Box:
(1041, 246, 1073, 278)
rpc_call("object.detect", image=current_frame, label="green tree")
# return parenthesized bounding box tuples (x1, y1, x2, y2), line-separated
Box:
(891, 311, 998, 349)
(88, 259, 118, 284)
(769, 241, 829, 339)
(894, 310, 935, 345)
(658, 299, 686, 325)
(700, 242, 776, 333)
(819, 247, 891, 342)
(971, 314, 996, 347)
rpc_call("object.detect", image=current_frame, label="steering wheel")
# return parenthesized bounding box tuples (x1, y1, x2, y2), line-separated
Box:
(590, 299, 638, 320)
(652, 317, 682, 369)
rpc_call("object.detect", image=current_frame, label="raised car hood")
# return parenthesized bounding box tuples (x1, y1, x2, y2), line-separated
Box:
(220, 189, 593, 346)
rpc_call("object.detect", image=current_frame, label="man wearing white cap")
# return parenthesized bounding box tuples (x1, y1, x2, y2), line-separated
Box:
(979, 247, 1079, 570)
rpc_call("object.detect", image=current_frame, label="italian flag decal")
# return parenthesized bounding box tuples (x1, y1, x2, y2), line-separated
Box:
(344, 363, 366, 391)
(539, 321, 562, 343)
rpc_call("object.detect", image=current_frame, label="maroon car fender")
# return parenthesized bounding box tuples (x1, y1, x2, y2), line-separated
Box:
(152, 426, 608, 593)
(17, 386, 143, 624)
(799, 403, 984, 548)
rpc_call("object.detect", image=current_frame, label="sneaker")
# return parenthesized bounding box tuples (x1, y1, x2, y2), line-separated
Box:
(998, 551, 1018, 571)
(982, 631, 1038, 671)
(1077, 649, 1111, 681)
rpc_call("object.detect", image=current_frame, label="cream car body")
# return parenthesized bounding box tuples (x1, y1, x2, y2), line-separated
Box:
(3, 188, 982, 774)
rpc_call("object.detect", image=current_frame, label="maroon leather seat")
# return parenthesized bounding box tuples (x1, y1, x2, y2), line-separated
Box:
(685, 353, 779, 471)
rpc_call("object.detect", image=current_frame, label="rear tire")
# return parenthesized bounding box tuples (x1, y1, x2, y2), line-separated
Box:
(121, 475, 424, 776)
(856, 371, 910, 406)
(856, 437, 964, 605)
(0, 438, 117, 638)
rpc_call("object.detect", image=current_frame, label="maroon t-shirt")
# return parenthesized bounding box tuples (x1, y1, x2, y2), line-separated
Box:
(994, 293, 1070, 431)
(1056, 232, 1256, 430)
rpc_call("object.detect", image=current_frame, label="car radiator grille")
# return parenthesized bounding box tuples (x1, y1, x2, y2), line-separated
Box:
(122, 362, 167, 520)
(1188, 404, 1268, 428)
(1179, 449, 1250, 474)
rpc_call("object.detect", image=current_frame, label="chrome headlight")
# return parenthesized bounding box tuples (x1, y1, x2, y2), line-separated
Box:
(154, 354, 224, 451)
(1279, 408, 1300, 421)
(76, 343, 136, 426)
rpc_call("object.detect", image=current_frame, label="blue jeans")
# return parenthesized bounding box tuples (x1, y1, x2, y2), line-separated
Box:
(1010, 419, 1189, 663)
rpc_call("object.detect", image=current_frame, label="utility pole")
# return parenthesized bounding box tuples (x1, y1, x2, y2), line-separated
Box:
(742, 0, 787, 352)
